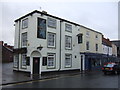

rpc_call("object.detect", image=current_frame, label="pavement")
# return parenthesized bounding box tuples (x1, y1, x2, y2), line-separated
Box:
(1, 62, 84, 85)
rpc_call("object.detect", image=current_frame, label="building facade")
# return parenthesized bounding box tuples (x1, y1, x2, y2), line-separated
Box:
(111, 40, 120, 59)
(13, 10, 82, 74)
(0, 41, 13, 63)
(79, 26, 103, 71)
(14, 10, 115, 74)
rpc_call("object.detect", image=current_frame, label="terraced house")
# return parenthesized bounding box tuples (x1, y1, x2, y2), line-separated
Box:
(13, 10, 105, 75)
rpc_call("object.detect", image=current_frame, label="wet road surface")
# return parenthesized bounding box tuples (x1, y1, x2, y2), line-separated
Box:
(2, 71, 120, 88)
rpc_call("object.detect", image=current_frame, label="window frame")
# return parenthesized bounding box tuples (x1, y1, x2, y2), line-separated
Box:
(65, 54, 72, 68)
(22, 18, 28, 29)
(47, 53, 56, 69)
(47, 17, 57, 28)
(86, 31, 90, 37)
(37, 18, 46, 39)
(96, 44, 98, 51)
(65, 23, 72, 33)
(21, 53, 27, 69)
(65, 35, 72, 50)
(21, 32, 27, 47)
(78, 35, 83, 44)
(86, 41, 90, 50)
(47, 32, 56, 48)
(13, 54, 19, 68)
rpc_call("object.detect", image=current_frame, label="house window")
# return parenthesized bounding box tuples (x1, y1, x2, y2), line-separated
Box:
(86, 41, 89, 50)
(21, 53, 27, 68)
(13, 54, 19, 68)
(65, 54, 72, 68)
(47, 17, 56, 28)
(37, 18, 46, 39)
(42, 57, 47, 66)
(96, 44, 98, 51)
(95, 35, 98, 39)
(47, 53, 56, 68)
(21, 32, 27, 47)
(86, 31, 90, 37)
(47, 32, 56, 48)
(65, 35, 72, 50)
(78, 34, 83, 44)
(22, 18, 28, 29)
(65, 23, 72, 32)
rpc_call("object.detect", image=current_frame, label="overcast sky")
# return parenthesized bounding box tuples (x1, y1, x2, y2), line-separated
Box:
(0, 0, 119, 45)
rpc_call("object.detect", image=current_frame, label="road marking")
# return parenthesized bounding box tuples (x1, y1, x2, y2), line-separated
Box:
(2, 73, 80, 87)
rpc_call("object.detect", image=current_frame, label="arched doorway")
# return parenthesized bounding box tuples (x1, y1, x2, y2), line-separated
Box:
(31, 50, 41, 75)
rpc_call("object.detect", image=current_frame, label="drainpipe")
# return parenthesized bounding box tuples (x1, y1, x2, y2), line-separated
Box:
(59, 20, 62, 71)
(18, 20, 21, 71)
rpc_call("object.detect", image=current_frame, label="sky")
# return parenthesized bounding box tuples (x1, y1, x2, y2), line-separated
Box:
(0, 0, 119, 45)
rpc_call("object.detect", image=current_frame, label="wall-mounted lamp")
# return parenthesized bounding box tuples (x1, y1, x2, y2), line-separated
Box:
(37, 44, 43, 51)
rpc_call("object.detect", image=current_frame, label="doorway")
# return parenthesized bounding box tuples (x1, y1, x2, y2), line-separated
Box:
(33, 57, 40, 75)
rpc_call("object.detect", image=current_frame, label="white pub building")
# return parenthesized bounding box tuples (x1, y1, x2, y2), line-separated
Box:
(13, 10, 85, 75)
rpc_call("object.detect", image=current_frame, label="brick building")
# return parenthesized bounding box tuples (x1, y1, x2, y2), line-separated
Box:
(0, 41, 13, 63)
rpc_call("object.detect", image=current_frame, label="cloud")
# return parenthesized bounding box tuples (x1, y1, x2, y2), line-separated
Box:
(1, 1, 118, 45)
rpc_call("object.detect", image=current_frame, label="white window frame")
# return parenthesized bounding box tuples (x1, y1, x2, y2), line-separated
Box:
(21, 53, 27, 69)
(65, 35, 72, 50)
(47, 32, 56, 48)
(47, 17, 56, 28)
(22, 18, 28, 29)
(86, 31, 90, 37)
(47, 53, 56, 68)
(65, 23, 72, 32)
(65, 54, 72, 68)
(21, 32, 27, 47)
(13, 54, 19, 68)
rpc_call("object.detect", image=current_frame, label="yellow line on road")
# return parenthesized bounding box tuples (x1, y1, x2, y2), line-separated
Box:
(2, 73, 80, 87)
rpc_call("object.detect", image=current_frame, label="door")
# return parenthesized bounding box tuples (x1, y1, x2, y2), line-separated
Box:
(33, 57, 40, 75)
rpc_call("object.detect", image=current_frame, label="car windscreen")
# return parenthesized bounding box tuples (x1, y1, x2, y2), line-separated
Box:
(106, 64, 115, 67)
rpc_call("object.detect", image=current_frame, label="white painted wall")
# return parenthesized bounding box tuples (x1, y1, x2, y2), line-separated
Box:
(14, 12, 81, 74)
(102, 44, 112, 55)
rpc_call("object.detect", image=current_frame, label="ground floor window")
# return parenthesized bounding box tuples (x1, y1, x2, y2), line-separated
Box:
(47, 53, 56, 68)
(65, 54, 72, 68)
(21, 53, 27, 68)
(14, 54, 19, 68)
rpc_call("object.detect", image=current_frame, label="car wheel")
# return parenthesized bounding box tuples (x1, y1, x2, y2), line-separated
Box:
(104, 72, 107, 75)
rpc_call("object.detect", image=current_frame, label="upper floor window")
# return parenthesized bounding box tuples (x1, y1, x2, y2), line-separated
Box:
(47, 53, 56, 68)
(86, 31, 90, 37)
(96, 44, 98, 51)
(37, 18, 46, 39)
(47, 17, 56, 28)
(65, 23, 72, 32)
(86, 41, 89, 50)
(47, 32, 56, 48)
(77, 34, 83, 44)
(22, 19, 28, 29)
(65, 54, 72, 68)
(65, 35, 72, 50)
(21, 32, 27, 47)
(95, 35, 98, 39)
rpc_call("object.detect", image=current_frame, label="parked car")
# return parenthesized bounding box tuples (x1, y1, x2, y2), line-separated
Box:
(102, 62, 120, 75)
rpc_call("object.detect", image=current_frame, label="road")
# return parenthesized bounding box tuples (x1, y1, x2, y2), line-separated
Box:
(2, 71, 120, 88)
